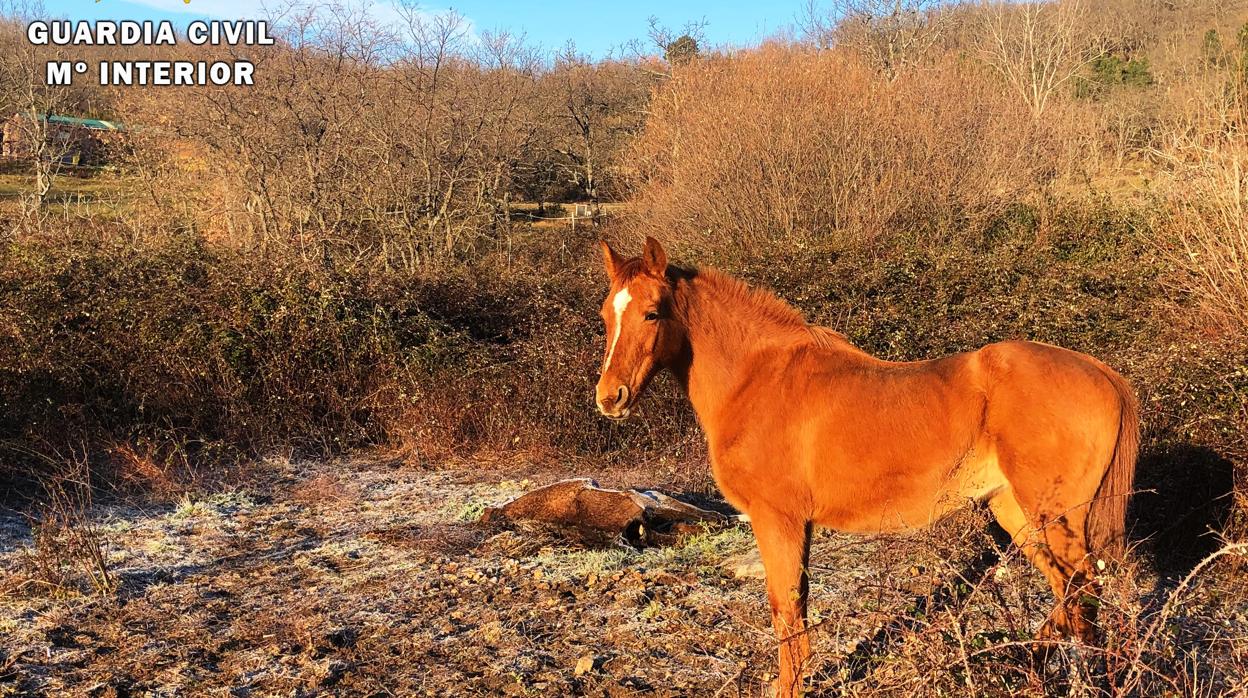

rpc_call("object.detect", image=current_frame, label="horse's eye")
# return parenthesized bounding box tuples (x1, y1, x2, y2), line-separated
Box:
(645, 311, 660, 322)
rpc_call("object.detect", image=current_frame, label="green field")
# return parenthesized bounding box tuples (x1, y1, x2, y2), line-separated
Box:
(0, 169, 135, 218)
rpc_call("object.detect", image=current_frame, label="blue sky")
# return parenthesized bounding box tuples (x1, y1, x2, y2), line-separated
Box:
(41, 1, 811, 57)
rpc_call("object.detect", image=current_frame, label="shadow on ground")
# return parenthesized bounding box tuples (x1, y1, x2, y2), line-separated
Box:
(1130, 442, 1237, 577)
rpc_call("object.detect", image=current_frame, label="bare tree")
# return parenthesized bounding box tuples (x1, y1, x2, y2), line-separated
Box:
(647, 17, 708, 67)
(801, 0, 954, 79)
(619, 16, 709, 78)
(547, 46, 649, 215)
(978, 0, 1104, 119)
(383, 7, 546, 266)
(0, 2, 81, 220)
(470, 30, 545, 244)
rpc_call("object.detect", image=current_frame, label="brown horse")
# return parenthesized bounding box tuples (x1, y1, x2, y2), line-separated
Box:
(593, 238, 1138, 697)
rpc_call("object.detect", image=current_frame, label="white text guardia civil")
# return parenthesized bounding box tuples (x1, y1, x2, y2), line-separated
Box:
(27, 20, 274, 47)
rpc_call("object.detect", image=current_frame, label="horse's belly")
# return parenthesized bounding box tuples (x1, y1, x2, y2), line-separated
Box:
(809, 445, 1005, 534)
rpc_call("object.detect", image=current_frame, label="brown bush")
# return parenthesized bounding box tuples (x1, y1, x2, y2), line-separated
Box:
(1153, 61, 1248, 341)
(624, 45, 1060, 260)
(1159, 147, 1248, 340)
(0, 222, 699, 490)
(5, 454, 113, 598)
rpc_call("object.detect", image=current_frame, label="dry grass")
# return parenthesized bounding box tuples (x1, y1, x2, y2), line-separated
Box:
(4, 455, 113, 599)
(1158, 139, 1248, 341)
(1, 460, 1245, 696)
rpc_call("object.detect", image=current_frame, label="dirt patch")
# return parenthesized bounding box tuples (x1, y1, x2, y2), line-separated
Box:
(1, 458, 1245, 696)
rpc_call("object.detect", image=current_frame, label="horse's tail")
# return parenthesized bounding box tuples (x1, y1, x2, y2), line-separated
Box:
(1086, 363, 1139, 562)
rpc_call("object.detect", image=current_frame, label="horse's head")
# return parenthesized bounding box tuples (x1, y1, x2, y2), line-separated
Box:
(595, 237, 683, 421)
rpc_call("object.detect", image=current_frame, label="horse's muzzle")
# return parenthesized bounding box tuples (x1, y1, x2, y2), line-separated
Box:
(596, 384, 632, 420)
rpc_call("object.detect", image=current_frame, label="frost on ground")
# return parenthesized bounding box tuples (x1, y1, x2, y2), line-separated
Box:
(1, 458, 1245, 697)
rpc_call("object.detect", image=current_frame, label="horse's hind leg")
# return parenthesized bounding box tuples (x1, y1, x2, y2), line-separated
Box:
(988, 488, 1099, 643)
(750, 509, 812, 698)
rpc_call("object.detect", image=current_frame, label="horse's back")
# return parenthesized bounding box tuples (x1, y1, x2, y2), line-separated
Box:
(709, 338, 1128, 532)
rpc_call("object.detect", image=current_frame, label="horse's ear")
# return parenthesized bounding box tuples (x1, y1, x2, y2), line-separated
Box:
(601, 240, 625, 281)
(642, 237, 667, 276)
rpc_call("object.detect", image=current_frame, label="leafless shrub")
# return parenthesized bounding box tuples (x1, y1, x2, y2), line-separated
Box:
(1152, 56, 1248, 340)
(800, 0, 956, 79)
(624, 45, 1056, 259)
(107, 441, 187, 496)
(7, 452, 113, 598)
(1158, 148, 1248, 340)
(978, 1, 1106, 120)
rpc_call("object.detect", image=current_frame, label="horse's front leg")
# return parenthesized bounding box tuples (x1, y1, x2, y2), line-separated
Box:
(750, 509, 813, 698)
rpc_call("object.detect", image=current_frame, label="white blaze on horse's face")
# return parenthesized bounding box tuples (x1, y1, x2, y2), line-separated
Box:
(597, 284, 635, 420)
(603, 286, 632, 374)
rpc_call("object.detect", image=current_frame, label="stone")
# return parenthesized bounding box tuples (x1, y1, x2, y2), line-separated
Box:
(725, 547, 766, 579)
(574, 654, 595, 676)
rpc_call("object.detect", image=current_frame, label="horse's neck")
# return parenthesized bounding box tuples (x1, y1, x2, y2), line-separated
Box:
(672, 276, 810, 421)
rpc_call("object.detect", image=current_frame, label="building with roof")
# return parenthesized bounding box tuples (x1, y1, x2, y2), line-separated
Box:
(0, 113, 128, 166)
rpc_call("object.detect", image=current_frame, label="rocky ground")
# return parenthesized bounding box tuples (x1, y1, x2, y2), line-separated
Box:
(1, 457, 1245, 697)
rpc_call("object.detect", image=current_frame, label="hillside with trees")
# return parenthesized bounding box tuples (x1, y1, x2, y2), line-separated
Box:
(1, 0, 1246, 695)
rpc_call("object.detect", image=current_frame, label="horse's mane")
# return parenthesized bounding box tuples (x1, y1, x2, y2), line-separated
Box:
(614, 255, 858, 351)
(693, 268, 809, 331)
(629, 262, 859, 353)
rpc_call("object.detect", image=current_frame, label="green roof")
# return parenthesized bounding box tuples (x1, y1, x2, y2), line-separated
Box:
(29, 113, 125, 131)
(47, 114, 124, 131)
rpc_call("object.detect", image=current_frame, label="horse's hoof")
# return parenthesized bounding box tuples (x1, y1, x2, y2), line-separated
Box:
(1030, 617, 1063, 665)
(1036, 617, 1060, 642)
